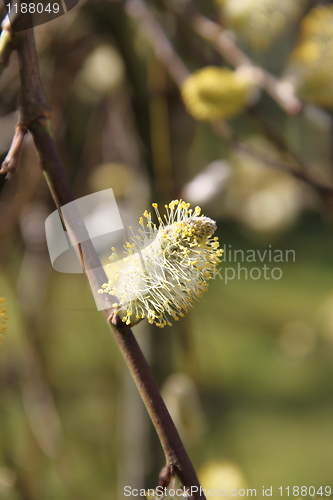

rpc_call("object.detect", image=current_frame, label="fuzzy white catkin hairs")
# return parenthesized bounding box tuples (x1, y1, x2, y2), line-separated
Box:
(99, 200, 223, 328)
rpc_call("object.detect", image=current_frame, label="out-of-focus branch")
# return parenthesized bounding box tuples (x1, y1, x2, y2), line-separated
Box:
(128, 0, 333, 195)
(175, 2, 302, 115)
(125, 0, 190, 85)
(235, 142, 333, 195)
(0, 123, 28, 179)
(0, 16, 14, 76)
(6, 25, 206, 500)
(0, 17, 16, 182)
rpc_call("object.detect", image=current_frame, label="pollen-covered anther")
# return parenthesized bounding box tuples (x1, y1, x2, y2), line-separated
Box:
(100, 200, 223, 327)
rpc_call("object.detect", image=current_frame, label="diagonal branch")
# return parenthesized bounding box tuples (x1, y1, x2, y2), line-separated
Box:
(0, 16, 18, 184)
(212, 121, 333, 196)
(0, 15, 15, 76)
(8, 26, 206, 500)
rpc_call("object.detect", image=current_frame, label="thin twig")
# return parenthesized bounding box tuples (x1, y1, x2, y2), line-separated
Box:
(211, 120, 333, 195)
(126, 0, 333, 195)
(125, 0, 190, 86)
(10, 26, 206, 500)
(0, 15, 14, 76)
(110, 315, 204, 497)
(247, 108, 308, 171)
(234, 141, 333, 194)
(177, 3, 302, 115)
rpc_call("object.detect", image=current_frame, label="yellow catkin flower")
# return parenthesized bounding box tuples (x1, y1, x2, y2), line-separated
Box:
(288, 6, 333, 106)
(0, 293, 8, 345)
(217, 0, 304, 49)
(99, 200, 223, 328)
(181, 67, 252, 121)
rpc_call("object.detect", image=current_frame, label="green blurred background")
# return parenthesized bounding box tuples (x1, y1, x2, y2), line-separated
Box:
(1, 0, 333, 498)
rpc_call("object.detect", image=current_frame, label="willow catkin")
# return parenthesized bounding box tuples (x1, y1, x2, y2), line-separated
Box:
(99, 200, 223, 327)
(288, 6, 333, 107)
(181, 67, 253, 121)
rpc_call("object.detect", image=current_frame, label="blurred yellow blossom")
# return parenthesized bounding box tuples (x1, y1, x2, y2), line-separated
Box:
(288, 6, 333, 106)
(181, 67, 253, 121)
(217, 0, 304, 49)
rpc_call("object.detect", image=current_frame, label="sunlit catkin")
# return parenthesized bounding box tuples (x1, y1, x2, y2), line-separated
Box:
(0, 294, 7, 344)
(99, 200, 223, 327)
(181, 67, 253, 121)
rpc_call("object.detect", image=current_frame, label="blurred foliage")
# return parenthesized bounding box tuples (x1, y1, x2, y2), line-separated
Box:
(216, 0, 305, 49)
(287, 5, 333, 106)
(0, 294, 7, 343)
(1, 0, 333, 499)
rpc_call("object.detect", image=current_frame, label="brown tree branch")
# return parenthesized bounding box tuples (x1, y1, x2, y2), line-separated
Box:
(0, 123, 28, 179)
(0, 16, 18, 183)
(211, 121, 333, 195)
(175, 2, 302, 115)
(125, 0, 190, 86)
(235, 142, 333, 194)
(0, 15, 14, 76)
(126, 0, 333, 196)
(8, 26, 205, 500)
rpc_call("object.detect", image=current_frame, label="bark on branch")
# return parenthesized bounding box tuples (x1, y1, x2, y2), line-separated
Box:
(7, 26, 206, 500)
